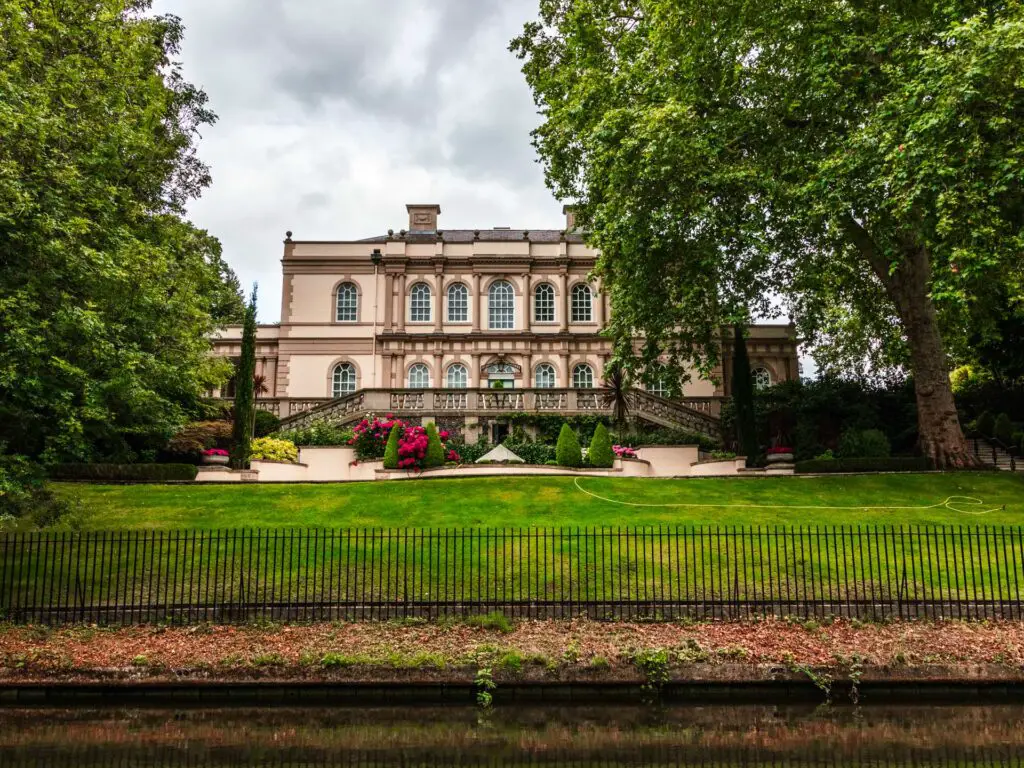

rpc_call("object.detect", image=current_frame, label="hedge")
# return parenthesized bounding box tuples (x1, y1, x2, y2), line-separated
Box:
(51, 463, 198, 483)
(795, 457, 933, 474)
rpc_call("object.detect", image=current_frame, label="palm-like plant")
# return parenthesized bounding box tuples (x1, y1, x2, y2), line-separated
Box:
(604, 362, 631, 426)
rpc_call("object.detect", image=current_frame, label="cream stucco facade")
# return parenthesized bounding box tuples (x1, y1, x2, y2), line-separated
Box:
(211, 203, 799, 425)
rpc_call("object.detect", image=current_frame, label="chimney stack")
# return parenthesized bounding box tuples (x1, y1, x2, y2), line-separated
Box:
(563, 204, 578, 230)
(407, 203, 441, 232)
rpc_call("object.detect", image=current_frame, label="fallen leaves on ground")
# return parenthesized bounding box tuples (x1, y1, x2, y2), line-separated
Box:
(1, 618, 1023, 677)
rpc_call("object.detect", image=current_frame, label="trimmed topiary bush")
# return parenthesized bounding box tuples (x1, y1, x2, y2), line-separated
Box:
(555, 423, 582, 468)
(838, 428, 891, 459)
(382, 424, 400, 469)
(51, 464, 198, 483)
(994, 413, 1015, 446)
(976, 410, 995, 438)
(424, 422, 445, 468)
(588, 423, 614, 467)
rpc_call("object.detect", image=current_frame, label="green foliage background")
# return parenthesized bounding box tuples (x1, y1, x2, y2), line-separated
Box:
(0, 1, 243, 470)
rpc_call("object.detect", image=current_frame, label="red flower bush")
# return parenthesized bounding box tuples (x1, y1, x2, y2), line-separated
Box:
(351, 415, 457, 470)
(202, 448, 229, 457)
(767, 446, 793, 455)
(612, 444, 637, 459)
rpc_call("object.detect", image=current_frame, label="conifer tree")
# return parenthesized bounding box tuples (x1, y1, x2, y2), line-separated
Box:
(230, 286, 258, 469)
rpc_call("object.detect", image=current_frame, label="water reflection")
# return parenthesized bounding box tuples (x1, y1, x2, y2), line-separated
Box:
(1, 705, 1023, 765)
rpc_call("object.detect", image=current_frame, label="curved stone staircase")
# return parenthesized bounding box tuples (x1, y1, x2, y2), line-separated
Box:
(278, 388, 722, 441)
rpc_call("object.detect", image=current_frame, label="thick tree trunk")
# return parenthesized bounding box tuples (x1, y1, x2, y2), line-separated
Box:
(843, 218, 976, 469)
(890, 264, 976, 468)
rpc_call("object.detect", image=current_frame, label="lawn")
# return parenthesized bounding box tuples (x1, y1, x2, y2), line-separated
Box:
(49, 472, 1024, 530)
(1, 473, 1021, 622)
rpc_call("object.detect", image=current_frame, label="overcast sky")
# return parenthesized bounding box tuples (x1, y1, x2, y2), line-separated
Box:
(152, 0, 558, 323)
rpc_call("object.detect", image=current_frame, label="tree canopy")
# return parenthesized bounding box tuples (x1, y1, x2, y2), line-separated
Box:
(512, 0, 1024, 466)
(0, 0, 243, 464)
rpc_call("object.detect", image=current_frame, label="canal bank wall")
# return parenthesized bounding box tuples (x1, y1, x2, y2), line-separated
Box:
(4, 664, 1024, 706)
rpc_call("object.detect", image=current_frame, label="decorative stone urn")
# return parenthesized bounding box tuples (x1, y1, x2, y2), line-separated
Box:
(766, 452, 794, 464)
(202, 453, 230, 466)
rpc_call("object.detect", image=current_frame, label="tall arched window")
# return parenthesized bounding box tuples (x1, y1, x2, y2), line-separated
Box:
(410, 283, 432, 322)
(335, 283, 358, 322)
(408, 363, 430, 388)
(446, 363, 468, 388)
(571, 284, 593, 322)
(535, 363, 556, 389)
(447, 283, 468, 322)
(488, 280, 515, 329)
(533, 283, 555, 322)
(332, 362, 356, 397)
(572, 363, 594, 388)
(752, 367, 772, 390)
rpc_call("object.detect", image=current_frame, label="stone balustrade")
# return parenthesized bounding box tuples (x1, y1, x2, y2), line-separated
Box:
(213, 388, 723, 439)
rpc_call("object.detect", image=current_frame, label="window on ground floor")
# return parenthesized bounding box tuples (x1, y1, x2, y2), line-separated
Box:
(332, 362, 356, 397)
(534, 363, 556, 388)
(446, 363, 468, 388)
(572, 363, 594, 388)
(408, 363, 430, 388)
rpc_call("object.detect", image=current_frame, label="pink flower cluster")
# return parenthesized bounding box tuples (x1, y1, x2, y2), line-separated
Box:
(349, 414, 401, 447)
(612, 444, 637, 459)
(202, 448, 228, 457)
(396, 425, 429, 469)
(767, 446, 793, 454)
(349, 413, 460, 469)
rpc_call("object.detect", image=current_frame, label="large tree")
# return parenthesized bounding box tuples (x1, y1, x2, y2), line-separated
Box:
(513, 1, 1024, 467)
(0, 1, 242, 463)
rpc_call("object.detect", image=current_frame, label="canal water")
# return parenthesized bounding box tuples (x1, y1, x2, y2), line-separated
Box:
(0, 704, 1022, 765)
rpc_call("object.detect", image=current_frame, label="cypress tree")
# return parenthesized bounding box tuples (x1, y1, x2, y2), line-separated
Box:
(382, 423, 400, 469)
(230, 286, 258, 469)
(731, 324, 760, 462)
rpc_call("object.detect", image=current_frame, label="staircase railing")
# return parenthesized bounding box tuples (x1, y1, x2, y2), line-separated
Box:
(274, 387, 722, 440)
(626, 390, 723, 439)
(970, 433, 1018, 471)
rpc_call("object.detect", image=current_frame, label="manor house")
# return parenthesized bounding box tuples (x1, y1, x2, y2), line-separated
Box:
(210, 203, 799, 441)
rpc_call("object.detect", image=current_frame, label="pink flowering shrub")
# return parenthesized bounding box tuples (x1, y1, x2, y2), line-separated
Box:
(351, 414, 459, 469)
(349, 414, 402, 460)
(611, 444, 637, 459)
(202, 448, 229, 457)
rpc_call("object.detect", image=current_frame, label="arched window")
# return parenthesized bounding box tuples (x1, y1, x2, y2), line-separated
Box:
(533, 283, 555, 322)
(488, 280, 515, 329)
(408, 363, 430, 388)
(752, 367, 772, 390)
(571, 283, 593, 322)
(410, 283, 432, 322)
(335, 283, 358, 322)
(447, 283, 468, 322)
(332, 362, 356, 397)
(534, 363, 556, 389)
(572, 363, 594, 388)
(446, 363, 468, 388)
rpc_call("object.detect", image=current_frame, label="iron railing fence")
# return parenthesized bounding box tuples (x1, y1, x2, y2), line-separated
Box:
(1, 526, 1023, 625)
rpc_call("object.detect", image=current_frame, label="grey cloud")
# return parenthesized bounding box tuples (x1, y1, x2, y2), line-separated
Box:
(153, 0, 562, 322)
